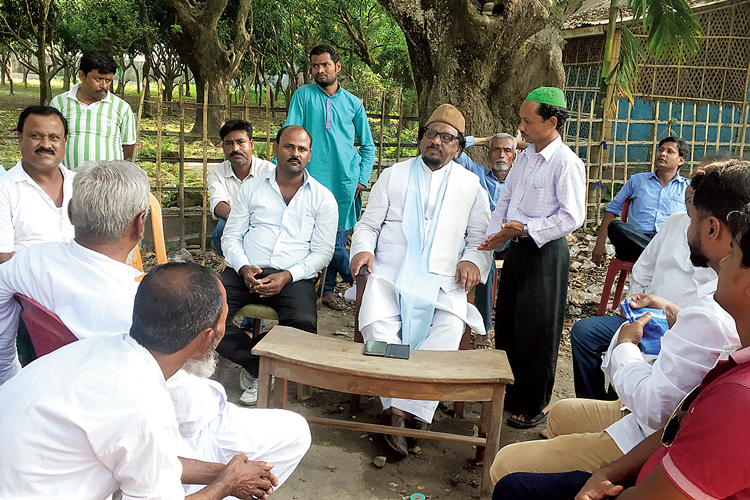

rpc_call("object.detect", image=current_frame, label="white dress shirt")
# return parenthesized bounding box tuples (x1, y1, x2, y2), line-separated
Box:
(601, 279, 740, 453)
(629, 211, 716, 306)
(490, 137, 586, 246)
(0, 239, 141, 383)
(0, 160, 75, 253)
(207, 157, 276, 219)
(222, 168, 338, 282)
(0, 334, 185, 500)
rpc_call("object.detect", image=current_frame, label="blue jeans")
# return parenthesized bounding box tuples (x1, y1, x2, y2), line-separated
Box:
(323, 229, 353, 296)
(570, 315, 627, 399)
(493, 471, 592, 500)
(212, 218, 227, 257)
(474, 259, 496, 331)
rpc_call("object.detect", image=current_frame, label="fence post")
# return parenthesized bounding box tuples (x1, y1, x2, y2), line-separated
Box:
(179, 83, 186, 250)
(202, 85, 209, 253)
(266, 84, 271, 160)
(133, 76, 148, 162)
(395, 89, 404, 164)
(156, 79, 163, 201)
(377, 91, 386, 176)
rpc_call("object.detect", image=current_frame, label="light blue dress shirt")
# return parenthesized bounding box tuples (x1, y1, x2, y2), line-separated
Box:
(605, 172, 688, 235)
(455, 136, 505, 211)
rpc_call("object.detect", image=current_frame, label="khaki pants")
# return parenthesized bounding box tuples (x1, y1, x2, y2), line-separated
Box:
(490, 398, 627, 484)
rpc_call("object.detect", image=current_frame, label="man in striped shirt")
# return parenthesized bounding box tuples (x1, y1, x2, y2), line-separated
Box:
(51, 50, 136, 169)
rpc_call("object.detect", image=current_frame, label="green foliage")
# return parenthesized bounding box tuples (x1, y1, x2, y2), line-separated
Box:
(56, 0, 148, 54)
(608, 26, 646, 104)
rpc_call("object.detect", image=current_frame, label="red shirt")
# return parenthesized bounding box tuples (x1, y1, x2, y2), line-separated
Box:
(637, 347, 750, 499)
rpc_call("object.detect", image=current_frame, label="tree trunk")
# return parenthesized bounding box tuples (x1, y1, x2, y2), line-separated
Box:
(37, 36, 50, 105)
(377, 0, 582, 145)
(167, 0, 253, 135)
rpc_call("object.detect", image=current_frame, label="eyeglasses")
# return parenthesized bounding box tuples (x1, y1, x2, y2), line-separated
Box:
(424, 127, 457, 144)
(661, 385, 700, 447)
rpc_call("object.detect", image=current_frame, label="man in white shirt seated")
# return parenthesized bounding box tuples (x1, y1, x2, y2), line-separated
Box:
(350, 104, 492, 457)
(489, 159, 747, 483)
(572, 202, 716, 400)
(208, 119, 275, 256)
(0, 105, 75, 264)
(0, 262, 283, 500)
(0, 160, 311, 496)
(218, 125, 338, 405)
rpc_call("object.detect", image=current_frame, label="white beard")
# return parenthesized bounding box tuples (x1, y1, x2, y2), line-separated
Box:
(182, 349, 218, 378)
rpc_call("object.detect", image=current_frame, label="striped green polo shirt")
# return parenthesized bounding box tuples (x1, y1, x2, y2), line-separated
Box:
(50, 84, 137, 169)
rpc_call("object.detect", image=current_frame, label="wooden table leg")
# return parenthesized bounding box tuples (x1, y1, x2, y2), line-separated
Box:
(480, 383, 506, 500)
(257, 358, 272, 408)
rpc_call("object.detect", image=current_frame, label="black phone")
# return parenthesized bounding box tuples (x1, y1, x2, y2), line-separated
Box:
(364, 340, 388, 356)
(363, 341, 410, 360)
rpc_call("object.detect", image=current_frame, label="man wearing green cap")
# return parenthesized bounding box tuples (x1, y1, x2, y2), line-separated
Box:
(351, 103, 492, 457)
(480, 87, 586, 429)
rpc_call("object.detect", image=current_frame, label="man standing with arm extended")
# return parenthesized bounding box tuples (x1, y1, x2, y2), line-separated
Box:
(285, 44, 375, 310)
(208, 119, 275, 256)
(50, 49, 136, 169)
(480, 87, 586, 429)
(219, 125, 338, 405)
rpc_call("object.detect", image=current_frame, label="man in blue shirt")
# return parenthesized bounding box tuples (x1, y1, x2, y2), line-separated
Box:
(285, 44, 376, 310)
(592, 137, 689, 264)
(455, 133, 518, 347)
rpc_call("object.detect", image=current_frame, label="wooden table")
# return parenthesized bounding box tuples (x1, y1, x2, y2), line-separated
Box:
(252, 326, 514, 500)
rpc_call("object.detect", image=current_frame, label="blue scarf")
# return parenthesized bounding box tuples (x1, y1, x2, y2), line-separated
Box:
(394, 157, 451, 348)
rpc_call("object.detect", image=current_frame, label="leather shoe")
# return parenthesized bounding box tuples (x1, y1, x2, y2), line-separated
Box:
(407, 417, 430, 448)
(380, 409, 408, 458)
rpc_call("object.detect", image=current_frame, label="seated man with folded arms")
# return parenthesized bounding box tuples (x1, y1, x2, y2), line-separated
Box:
(0, 161, 311, 497)
(592, 137, 689, 264)
(0, 262, 281, 500)
(490, 159, 746, 483)
(208, 119, 275, 256)
(0, 106, 75, 264)
(494, 159, 750, 500)
(218, 125, 337, 405)
(572, 191, 716, 400)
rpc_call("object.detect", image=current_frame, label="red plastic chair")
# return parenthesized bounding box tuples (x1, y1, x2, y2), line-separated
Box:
(597, 199, 634, 316)
(14, 294, 78, 357)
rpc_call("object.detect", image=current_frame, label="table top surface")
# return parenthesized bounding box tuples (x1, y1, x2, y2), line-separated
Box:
(252, 326, 514, 384)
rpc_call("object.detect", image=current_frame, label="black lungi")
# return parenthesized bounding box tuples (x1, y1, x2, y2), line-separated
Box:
(495, 236, 569, 418)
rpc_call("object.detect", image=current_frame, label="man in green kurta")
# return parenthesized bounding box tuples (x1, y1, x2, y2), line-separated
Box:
(284, 44, 376, 310)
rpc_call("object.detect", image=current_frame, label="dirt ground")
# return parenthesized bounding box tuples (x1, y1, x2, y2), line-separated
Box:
(202, 232, 610, 500)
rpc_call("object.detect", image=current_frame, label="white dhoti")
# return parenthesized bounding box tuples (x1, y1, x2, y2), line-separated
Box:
(168, 371, 311, 496)
(359, 274, 483, 423)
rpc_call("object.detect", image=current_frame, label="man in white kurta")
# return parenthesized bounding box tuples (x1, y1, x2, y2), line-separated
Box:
(0, 161, 310, 496)
(351, 104, 491, 457)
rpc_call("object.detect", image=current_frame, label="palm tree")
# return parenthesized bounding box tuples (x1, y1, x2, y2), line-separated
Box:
(598, 0, 702, 116)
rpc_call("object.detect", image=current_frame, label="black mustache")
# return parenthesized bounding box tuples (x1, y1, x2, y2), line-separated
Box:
(35, 147, 55, 155)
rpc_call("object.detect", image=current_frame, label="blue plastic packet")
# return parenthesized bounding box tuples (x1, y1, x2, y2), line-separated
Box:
(619, 297, 670, 355)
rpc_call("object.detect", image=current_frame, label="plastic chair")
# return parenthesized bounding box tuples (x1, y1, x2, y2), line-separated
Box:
(14, 294, 78, 357)
(598, 199, 634, 316)
(127, 192, 169, 272)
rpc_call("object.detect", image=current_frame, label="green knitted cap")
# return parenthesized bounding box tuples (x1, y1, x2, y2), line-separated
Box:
(525, 87, 566, 109)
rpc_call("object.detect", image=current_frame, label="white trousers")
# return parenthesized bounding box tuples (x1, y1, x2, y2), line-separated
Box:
(169, 373, 311, 497)
(361, 309, 464, 423)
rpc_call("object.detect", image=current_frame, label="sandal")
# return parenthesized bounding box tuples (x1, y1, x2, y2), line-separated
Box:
(507, 411, 548, 429)
(474, 333, 494, 349)
(322, 294, 346, 311)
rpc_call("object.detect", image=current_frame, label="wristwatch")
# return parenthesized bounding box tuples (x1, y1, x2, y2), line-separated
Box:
(521, 224, 529, 239)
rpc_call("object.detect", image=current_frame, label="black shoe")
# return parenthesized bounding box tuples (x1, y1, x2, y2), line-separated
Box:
(380, 409, 408, 458)
(407, 417, 430, 448)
